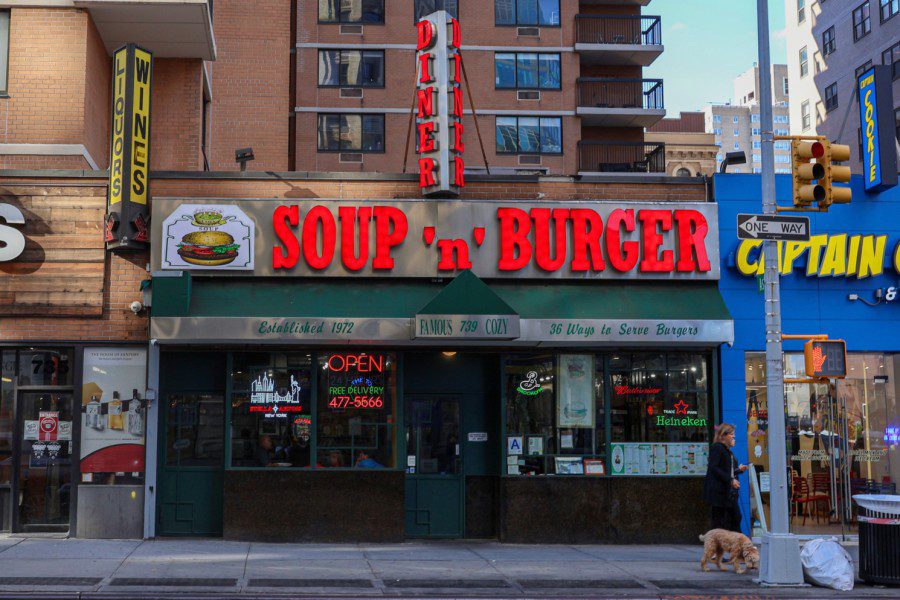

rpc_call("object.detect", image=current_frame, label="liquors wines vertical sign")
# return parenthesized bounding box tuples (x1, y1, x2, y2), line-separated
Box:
(416, 10, 464, 196)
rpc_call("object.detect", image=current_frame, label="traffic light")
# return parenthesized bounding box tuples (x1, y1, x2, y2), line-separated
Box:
(820, 141, 852, 208)
(791, 139, 825, 208)
(804, 339, 847, 378)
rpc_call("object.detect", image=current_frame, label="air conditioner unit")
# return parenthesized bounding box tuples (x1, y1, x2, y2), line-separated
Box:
(339, 153, 363, 163)
(518, 155, 542, 165)
(340, 88, 363, 98)
(340, 25, 363, 34)
(517, 90, 540, 101)
(517, 27, 540, 36)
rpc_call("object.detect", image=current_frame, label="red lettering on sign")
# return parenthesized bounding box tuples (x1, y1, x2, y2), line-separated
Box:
(273, 205, 300, 269)
(301, 205, 336, 270)
(453, 86, 463, 118)
(416, 87, 434, 118)
(418, 53, 434, 83)
(570, 208, 605, 272)
(416, 19, 435, 50)
(531, 208, 569, 272)
(450, 18, 461, 49)
(497, 207, 532, 271)
(454, 156, 465, 187)
(437, 238, 472, 270)
(418, 122, 436, 153)
(338, 206, 371, 271)
(606, 209, 639, 272)
(418, 157, 436, 187)
(372, 206, 408, 269)
(674, 210, 711, 272)
(451, 54, 461, 84)
(327, 353, 385, 373)
(453, 122, 464, 152)
(638, 209, 674, 272)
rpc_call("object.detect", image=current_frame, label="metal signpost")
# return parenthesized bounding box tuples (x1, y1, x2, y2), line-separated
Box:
(737, 214, 810, 242)
(756, 0, 804, 586)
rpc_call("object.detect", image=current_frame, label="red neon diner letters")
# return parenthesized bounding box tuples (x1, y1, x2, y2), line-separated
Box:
(271, 205, 711, 276)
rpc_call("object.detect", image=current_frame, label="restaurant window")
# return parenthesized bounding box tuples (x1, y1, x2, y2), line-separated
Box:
(318, 50, 384, 87)
(1, 351, 13, 530)
(16, 348, 72, 387)
(822, 26, 836, 56)
(883, 41, 900, 80)
(882, 0, 899, 22)
(415, 0, 458, 21)
(824, 82, 838, 112)
(495, 53, 561, 89)
(317, 352, 397, 469)
(319, 0, 384, 23)
(317, 114, 385, 152)
(230, 353, 313, 468)
(494, 0, 560, 26)
(505, 354, 605, 475)
(853, 2, 871, 42)
(799, 46, 808, 78)
(495, 116, 562, 154)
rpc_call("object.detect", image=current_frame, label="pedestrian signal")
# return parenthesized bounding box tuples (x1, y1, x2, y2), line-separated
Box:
(804, 339, 847, 378)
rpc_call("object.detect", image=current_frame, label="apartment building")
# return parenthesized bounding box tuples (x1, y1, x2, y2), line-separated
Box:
(645, 111, 717, 177)
(0, 0, 666, 176)
(784, 0, 899, 172)
(702, 64, 792, 174)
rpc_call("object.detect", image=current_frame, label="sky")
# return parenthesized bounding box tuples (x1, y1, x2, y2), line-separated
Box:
(645, 0, 788, 115)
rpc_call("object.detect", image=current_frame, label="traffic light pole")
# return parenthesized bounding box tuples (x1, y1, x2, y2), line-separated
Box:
(756, 0, 804, 586)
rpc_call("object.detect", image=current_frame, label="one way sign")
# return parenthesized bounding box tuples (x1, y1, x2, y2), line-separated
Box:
(737, 214, 810, 241)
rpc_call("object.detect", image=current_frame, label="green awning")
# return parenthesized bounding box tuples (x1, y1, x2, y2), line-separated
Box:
(150, 273, 733, 345)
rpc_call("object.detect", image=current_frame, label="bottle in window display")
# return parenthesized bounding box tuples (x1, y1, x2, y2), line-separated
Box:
(108, 391, 124, 430)
(127, 389, 145, 436)
(86, 395, 103, 430)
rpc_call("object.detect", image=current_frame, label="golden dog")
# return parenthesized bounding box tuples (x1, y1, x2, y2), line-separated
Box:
(699, 529, 760, 574)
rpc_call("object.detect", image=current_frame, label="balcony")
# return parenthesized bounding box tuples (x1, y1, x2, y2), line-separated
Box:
(576, 78, 665, 127)
(575, 15, 662, 66)
(577, 142, 666, 175)
(74, 0, 216, 60)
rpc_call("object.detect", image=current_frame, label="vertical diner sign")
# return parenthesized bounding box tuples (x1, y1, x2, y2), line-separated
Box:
(107, 44, 153, 252)
(416, 11, 464, 196)
(857, 65, 898, 193)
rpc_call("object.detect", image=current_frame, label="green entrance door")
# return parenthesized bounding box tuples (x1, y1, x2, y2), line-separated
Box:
(404, 396, 463, 538)
(157, 393, 225, 536)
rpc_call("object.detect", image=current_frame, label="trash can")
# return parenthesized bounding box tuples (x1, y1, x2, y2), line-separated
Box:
(854, 494, 900, 585)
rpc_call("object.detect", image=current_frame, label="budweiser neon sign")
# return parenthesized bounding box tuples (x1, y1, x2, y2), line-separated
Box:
(416, 10, 464, 196)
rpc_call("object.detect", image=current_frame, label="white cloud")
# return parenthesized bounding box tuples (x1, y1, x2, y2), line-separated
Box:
(772, 27, 788, 40)
(670, 21, 687, 31)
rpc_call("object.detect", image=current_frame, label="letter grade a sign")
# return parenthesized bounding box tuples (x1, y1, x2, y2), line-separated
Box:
(416, 11, 464, 196)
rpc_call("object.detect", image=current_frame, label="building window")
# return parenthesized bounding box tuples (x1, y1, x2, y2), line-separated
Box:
(853, 2, 872, 41)
(495, 53, 561, 89)
(317, 114, 385, 152)
(415, 0, 458, 21)
(775, 128, 789, 136)
(318, 0, 384, 23)
(495, 116, 561, 154)
(713, 128, 722, 135)
(824, 82, 839, 112)
(318, 51, 384, 87)
(0, 11, 7, 95)
(753, 167, 762, 173)
(776, 168, 792, 174)
(713, 115, 722, 123)
(775, 140, 790, 149)
(775, 155, 791, 163)
(752, 153, 760, 163)
(822, 26, 836, 55)
(715, 141, 722, 147)
(882, 0, 899, 21)
(675, 167, 691, 177)
(799, 46, 808, 78)
(733, 115, 739, 124)
(783, 77, 789, 96)
(856, 60, 874, 82)
(733, 142, 740, 150)
(752, 141, 761, 149)
(883, 41, 900, 79)
(733, 128, 740, 136)
(495, 0, 560, 26)
(801, 100, 811, 130)
(797, 0, 805, 23)
(751, 114, 760, 123)
(751, 127, 760, 136)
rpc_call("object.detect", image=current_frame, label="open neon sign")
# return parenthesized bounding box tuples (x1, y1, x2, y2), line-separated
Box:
(327, 354, 388, 410)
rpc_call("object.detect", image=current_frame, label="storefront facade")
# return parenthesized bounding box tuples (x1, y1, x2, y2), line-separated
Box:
(716, 173, 900, 539)
(146, 191, 734, 542)
(0, 179, 150, 537)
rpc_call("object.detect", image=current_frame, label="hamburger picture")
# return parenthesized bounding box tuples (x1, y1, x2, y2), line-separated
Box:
(177, 230, 240, 266)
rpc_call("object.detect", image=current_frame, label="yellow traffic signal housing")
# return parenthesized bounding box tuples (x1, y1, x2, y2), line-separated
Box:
(820, 141, 852, 207)
(804, 339, 847, 378)
(791, 139, 825, 207)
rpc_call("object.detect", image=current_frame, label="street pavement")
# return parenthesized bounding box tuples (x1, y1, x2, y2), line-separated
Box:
(0, 536, 894, 599)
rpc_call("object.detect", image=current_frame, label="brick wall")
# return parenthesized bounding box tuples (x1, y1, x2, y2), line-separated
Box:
(83, 15, 111, 168)
(208, 0, 291, 171)
(151, 59, 204, 170)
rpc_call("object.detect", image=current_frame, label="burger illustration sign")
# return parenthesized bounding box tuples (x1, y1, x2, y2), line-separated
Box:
(161, 204, 254, 270)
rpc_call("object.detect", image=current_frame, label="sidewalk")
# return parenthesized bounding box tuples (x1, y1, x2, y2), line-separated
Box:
(0, 536, 892, 599)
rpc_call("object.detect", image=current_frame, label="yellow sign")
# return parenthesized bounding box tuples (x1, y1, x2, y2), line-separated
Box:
(109, 47, 127, 207)
(130, 47, 151, 204)
(735, 235, 896, 279)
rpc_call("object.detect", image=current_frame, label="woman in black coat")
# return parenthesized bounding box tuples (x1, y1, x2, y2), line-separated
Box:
(703, 423, 747, 532)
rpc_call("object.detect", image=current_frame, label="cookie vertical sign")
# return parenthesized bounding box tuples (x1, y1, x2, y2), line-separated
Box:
(416, 10, 464, 196)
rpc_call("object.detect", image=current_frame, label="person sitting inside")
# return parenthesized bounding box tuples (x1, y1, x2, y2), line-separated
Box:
(255, 434, 274, 466)
(355, 450, 384, 469)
